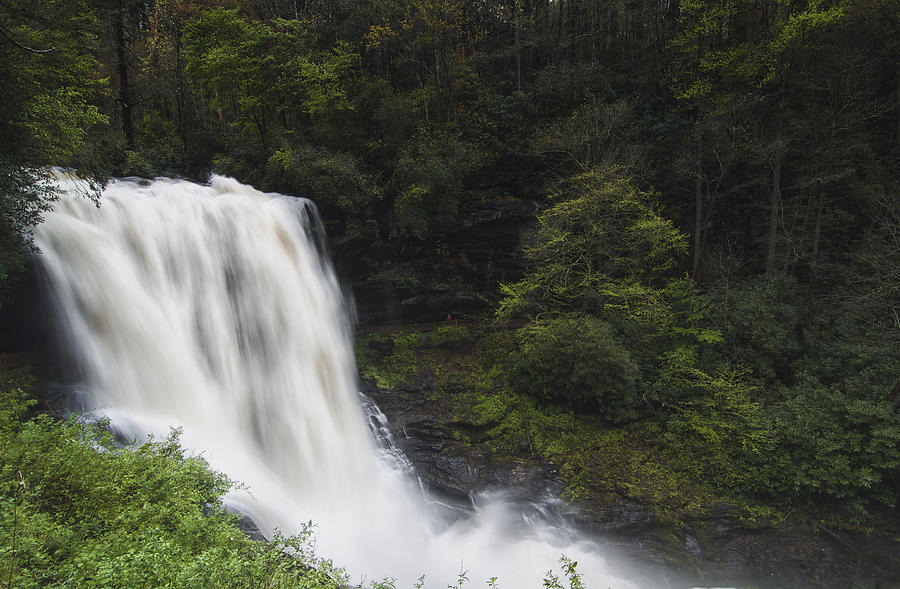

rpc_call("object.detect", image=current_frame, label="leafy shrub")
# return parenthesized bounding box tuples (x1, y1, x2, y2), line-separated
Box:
(772, 374, 900, 513)
(265, 144, 377, 221)
(0, 372, 347, 589)
(393, 184, 433, 238)
(391, 128, 483, 238)
(120, 148, 155, 177)
(508, 314, 639, 422)
(133, 109, 181, 174)
(653, 347, 782, 496)
(713, 273, 804, 385)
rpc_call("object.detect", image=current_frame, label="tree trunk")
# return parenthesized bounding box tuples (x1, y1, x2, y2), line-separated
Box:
(692, 136, 703, 279)
(116, 0, 134, 148)
(811, 195, 824, 278)
(766, 148, 782, 275)
(515, 0, 523, 92)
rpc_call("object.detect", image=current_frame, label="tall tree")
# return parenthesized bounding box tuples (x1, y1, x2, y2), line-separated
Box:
(0, 0, 106, 299)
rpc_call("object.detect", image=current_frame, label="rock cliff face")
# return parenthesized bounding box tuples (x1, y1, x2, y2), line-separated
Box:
(362, 378, 900, 589)
(364, 381, 564, 505)
(0, 260, 52, 353)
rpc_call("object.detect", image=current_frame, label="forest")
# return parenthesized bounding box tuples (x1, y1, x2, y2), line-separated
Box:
(0, 0, 898, 586)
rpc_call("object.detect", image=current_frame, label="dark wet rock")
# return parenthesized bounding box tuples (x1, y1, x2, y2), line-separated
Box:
(683, 524, 702, 557)
(574, 496, 656, 535)
(367, 381, 900, 589)
(0, 260, 52, 354)
(679, 518, 900, 589)
(368, 388, 561, 505)
(469, 457, 565, 503)
(227, 507, 268, 543)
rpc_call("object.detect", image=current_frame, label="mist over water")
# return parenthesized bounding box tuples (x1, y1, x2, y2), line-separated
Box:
(36, 176, 641, 588)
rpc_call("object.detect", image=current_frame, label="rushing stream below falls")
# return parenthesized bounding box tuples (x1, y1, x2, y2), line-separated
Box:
(35, 175, 699, 588)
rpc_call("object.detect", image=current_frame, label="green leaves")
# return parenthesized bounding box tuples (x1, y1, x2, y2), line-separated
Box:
(19, 88, 105, 162)
(773, 376, 900, 511)
(0, 374, 353, 589)
(391, 128, 482, 238)
(508, 314, 640, 422)
(498, 166, 687, 321)
(184, 9, 359, 129)
(291, 41, 358, 117)
(0, 0, 106, 163)
(184, 9, 278, 114)
(0, 0, 109, 304)
(670, 0, 848, 95)
(655, 348, 782, 496)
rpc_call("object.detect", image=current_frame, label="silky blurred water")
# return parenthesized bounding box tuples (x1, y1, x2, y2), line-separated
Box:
(36, 175, 640, 588)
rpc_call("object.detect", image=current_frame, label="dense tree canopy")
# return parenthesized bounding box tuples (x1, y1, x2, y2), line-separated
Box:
(0, 0, 106, 297)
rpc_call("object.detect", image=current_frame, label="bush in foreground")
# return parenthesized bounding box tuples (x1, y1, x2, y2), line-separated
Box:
(0, 371, 343, 588)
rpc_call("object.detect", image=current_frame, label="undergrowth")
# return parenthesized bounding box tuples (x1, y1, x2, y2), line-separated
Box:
(0, 365, 606, 588)
(356, 326, 786, 526)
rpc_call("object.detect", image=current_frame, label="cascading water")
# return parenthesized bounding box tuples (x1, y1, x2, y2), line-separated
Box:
(35, 176, 641, 588)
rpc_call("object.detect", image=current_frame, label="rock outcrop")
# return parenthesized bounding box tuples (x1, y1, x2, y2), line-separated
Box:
(363, 378, 900, 589)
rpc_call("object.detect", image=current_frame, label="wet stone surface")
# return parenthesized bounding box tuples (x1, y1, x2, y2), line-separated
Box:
(364, 381, 900, 589)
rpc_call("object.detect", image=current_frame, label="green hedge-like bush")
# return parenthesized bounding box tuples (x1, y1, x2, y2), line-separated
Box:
(508, 314, 639, 422)
(773, 375, 900, 513)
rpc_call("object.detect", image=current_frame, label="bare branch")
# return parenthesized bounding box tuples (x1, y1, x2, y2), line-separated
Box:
(0, 23, 56, 53)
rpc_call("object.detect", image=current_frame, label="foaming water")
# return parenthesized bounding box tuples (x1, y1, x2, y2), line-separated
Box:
(36, 176, 640, 588)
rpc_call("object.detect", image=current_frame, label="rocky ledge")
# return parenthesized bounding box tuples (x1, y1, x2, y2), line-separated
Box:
(363, 381, 900, 589)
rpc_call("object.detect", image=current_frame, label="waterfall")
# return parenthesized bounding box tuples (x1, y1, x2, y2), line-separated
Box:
(35, 176, 639, 588)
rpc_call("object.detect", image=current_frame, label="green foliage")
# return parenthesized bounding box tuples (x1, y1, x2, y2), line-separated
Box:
(357, 327, 768, 521)
(541, 556, 584, 589)
(0, 372, 353, 589)
(183, 9, 359, 161)
(508, 314, 639, 422)
(392, 129, 483, 238)
(843, 187, 900, 346)
(654, 348, 781, 496)
(773, 375, 900, 513)
(286, 40, 358, 117)
(529, 62, 612, 118)
(534, 100, 644, 173)
(393, 184, 434, 239)
(0, 164, 56, 290)
(426, 324, 473, 346)
(357, 331, 427, 390)
(183, 9, 278, 118)
(0, 0, 108, 301)
(497, 167, 687, 321)
(265, 145, 378, 222)
(713, 274, 804, 385)
(0, 0, 106, 164)
(671, 0, 848, 94)
(132, 110, 181, 175)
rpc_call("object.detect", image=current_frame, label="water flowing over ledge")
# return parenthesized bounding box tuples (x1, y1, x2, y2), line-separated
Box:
(35, 175, 640, 588)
